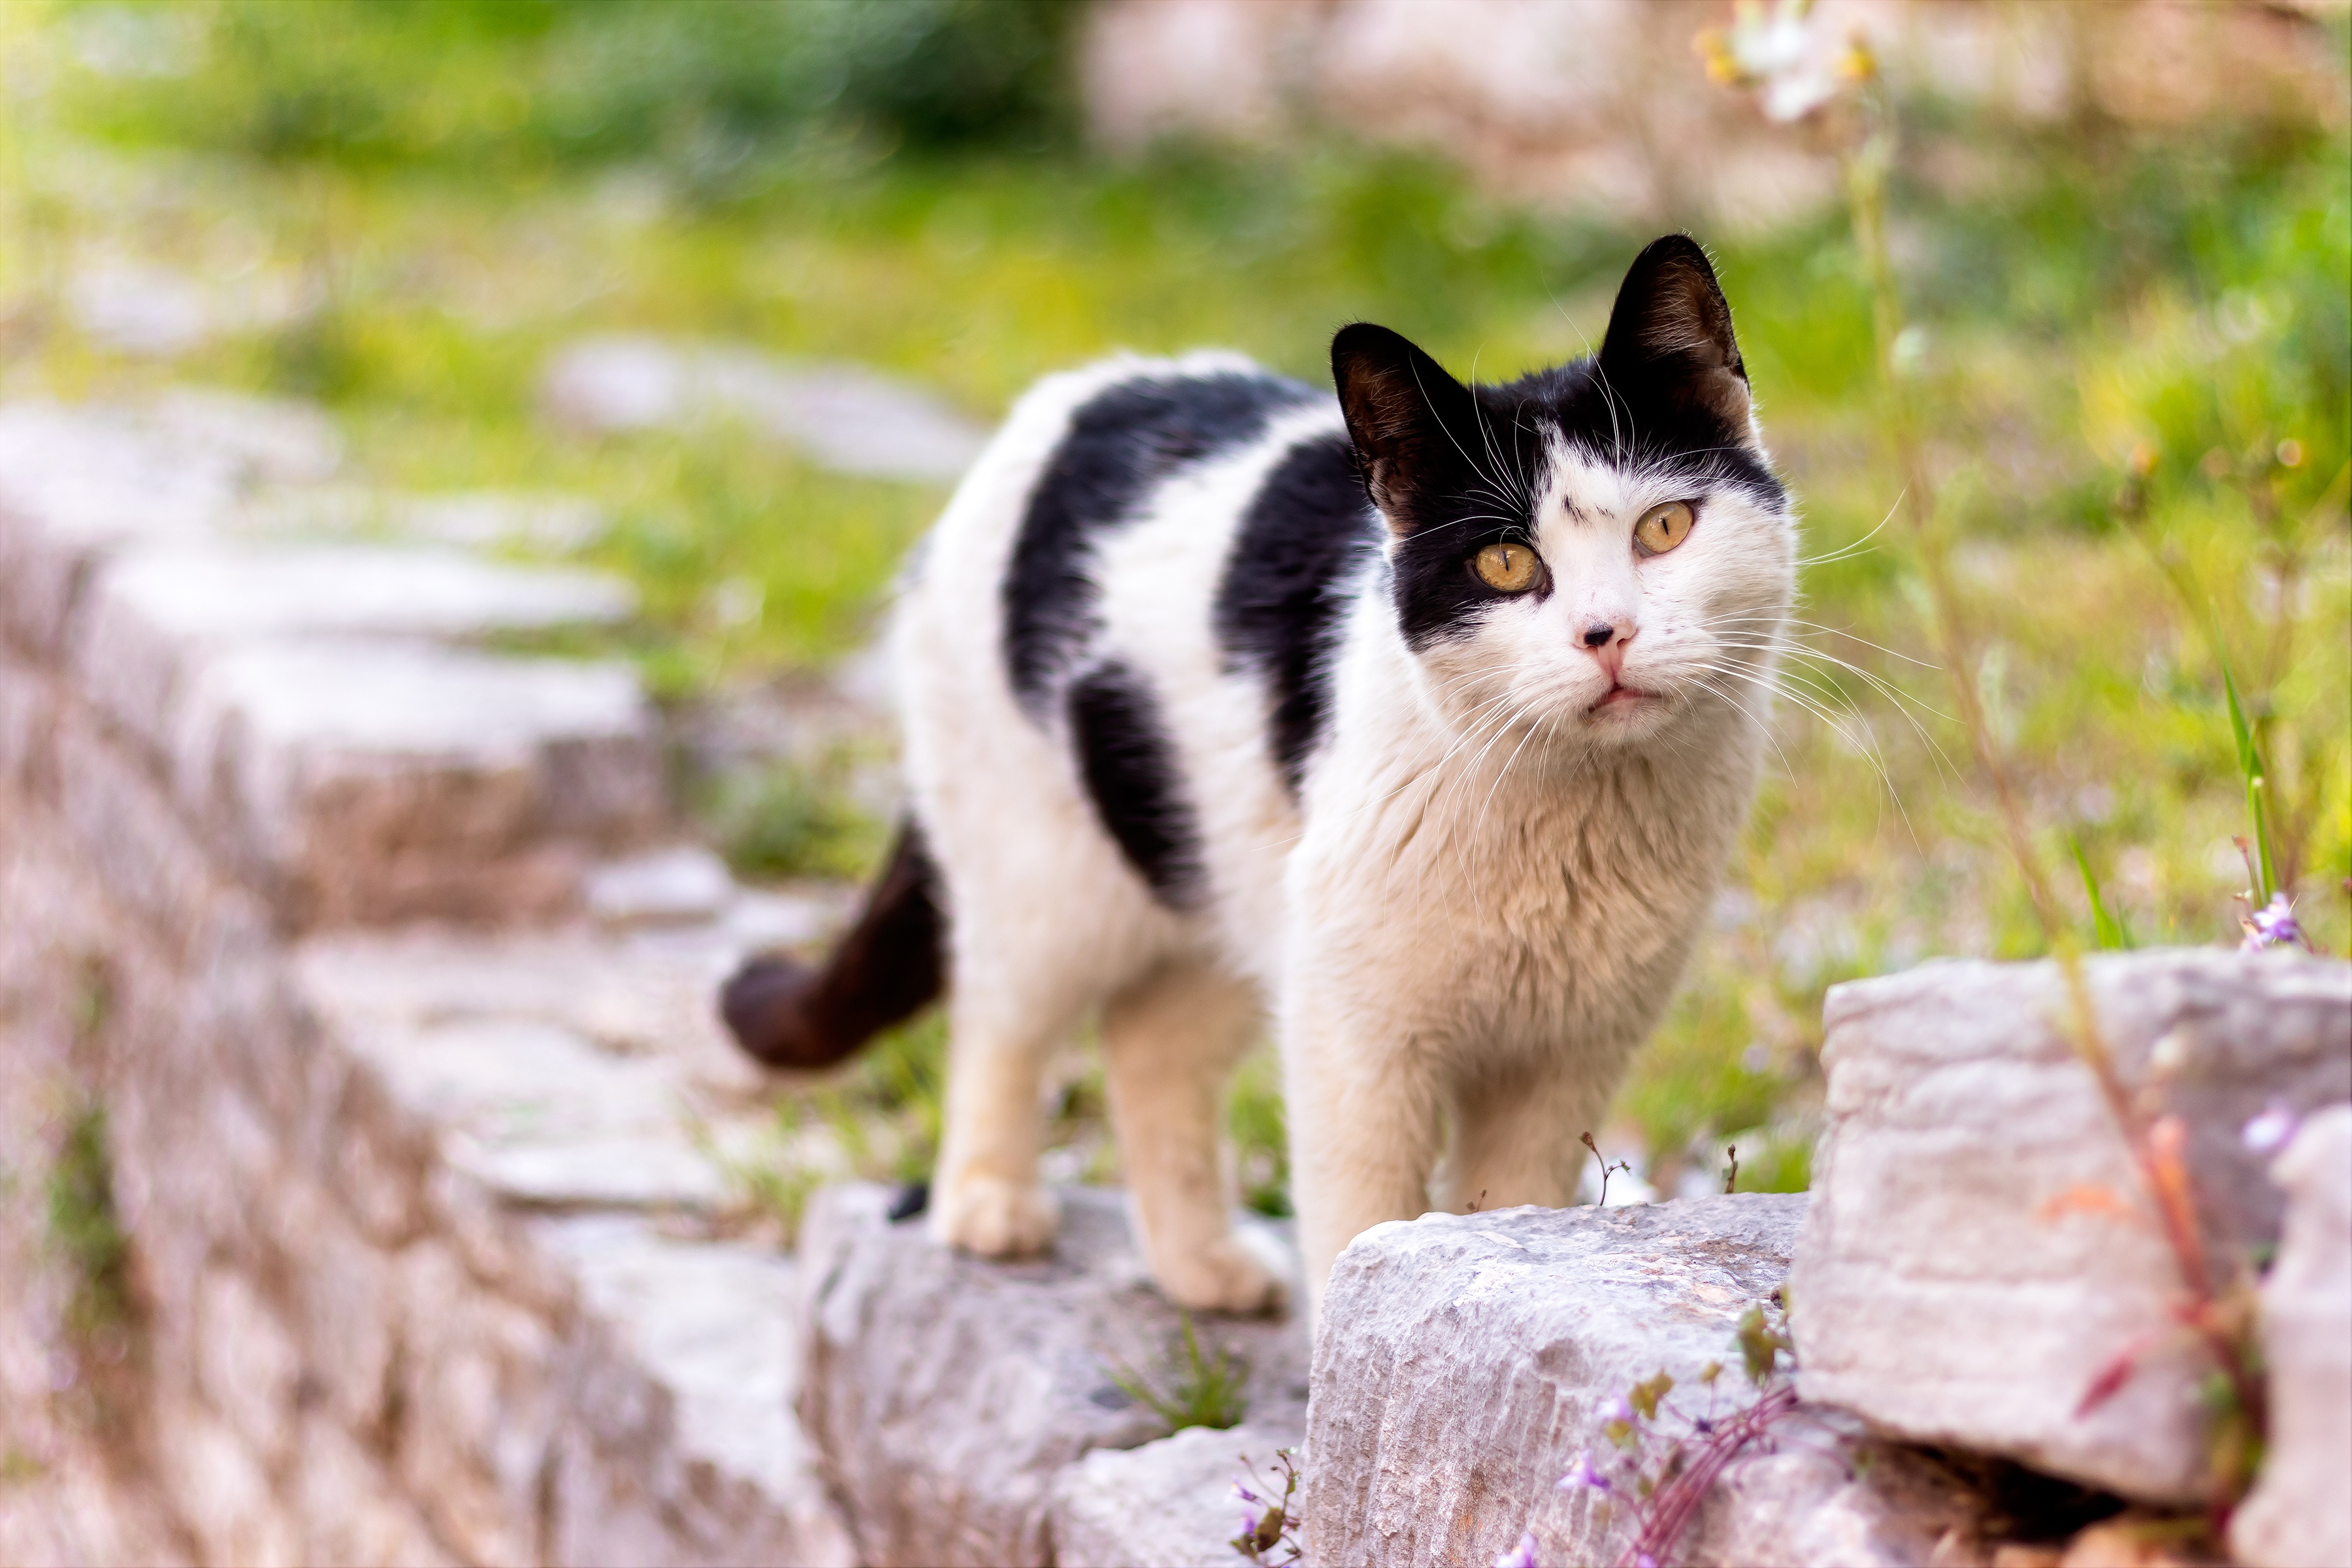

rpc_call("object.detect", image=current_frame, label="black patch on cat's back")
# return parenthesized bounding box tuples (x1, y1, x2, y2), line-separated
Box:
(1215, 431, 1377, 792)
(1004, 370, 1313, 713)
(1068, 661, 1205, 907)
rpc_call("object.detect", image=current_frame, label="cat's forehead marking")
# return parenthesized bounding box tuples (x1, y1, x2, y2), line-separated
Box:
(1533, 442, 1654, 528)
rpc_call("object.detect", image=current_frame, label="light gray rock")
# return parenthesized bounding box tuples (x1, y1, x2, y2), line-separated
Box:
(1687, 1410, 1993, 1568)
(544, 1215, 858, 1568)
(541, 336, 986, 482)
(89, 540, 630, 647)
(1790, 950, 2352, 1504)
(796, 1182, 1309, 1568)
(339, 1014, 729, 1211)
(1049, 1421, 1299, 1568)
(2230, 1104, 2352, 1568)
(1302, 1196, 1810, 1568)
(0, 400, 242, 653)
(193, 640, 661, 923)
(586, 847, 737, 929)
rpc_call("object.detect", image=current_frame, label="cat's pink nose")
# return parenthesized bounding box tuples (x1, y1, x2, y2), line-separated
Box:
(1580, 617, 1635, 679)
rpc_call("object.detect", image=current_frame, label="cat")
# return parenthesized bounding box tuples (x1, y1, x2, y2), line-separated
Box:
(722, 235, 1795, 1324)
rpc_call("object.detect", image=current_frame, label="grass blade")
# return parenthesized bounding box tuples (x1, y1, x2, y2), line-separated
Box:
(2215, 641, 2276, 904)
(2068, 834, 2134, 951)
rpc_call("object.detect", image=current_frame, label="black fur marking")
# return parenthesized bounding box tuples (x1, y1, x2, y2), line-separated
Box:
(1068, 661, 1206, 906)
(1215, 432, 1378, 793)
(1332, 240, 1786, 652)
(1004, 371, 1314, 713)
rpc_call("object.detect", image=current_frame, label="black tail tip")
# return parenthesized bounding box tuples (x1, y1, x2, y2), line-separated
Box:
(720, 954, 857, 1070)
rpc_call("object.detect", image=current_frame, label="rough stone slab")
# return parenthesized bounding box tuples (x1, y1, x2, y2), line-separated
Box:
(586, 846, 737, 929)
(541, 336, 986, 482)
(1049, 1421, 1300, 1568)
(336, 1013, 730, 1212)
(797, 1182, 1309, 1568)
(2229, 1103, 2352, 1568)
(293, 923, 783, 1107)
(542, 1215, 857, 1568)
(1790, 950, 2352, 1504)
(1302, 1196, 1812, 1568)
(195, 641, 661, 923)
(1686, 1410, 1995, 1567)
(233, 485, 611, 553)
(0, 396, 321, 655)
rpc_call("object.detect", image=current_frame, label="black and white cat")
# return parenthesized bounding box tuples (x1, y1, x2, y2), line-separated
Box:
(723, 235, 1795, 1322)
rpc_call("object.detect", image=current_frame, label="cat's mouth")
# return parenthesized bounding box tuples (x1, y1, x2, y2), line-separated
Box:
(1588, 682, 1658, 715)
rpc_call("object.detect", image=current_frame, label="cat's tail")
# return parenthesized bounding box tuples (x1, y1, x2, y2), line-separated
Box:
(719, 818, 947, 1069)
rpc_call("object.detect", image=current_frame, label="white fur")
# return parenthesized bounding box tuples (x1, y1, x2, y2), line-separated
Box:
(896, 355, 1794, 1324)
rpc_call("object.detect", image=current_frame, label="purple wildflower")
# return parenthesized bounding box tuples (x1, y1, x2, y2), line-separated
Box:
(1605, 1395, 1635, 1424)
(1493, 1530, 1540, 1568)
(1231, 1481, 1261, 1505)
(2243, 1100, 2300, 1156)
(1238, 1508, 1259, 1540)
(1637, 1554, 1659, 1568)
(1556, 1451, 1612, 1493)
(2242, 893, 2304, 951)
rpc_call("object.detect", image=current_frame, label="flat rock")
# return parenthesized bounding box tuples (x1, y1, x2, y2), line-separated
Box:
(541, 1215, 857, 1567)
(2229, 1103, 2352, 1568)
(1305, 1196, 1801, 1567)
(796, 1183, 1308, 1568)
(586, 847, 737, 929)
(541, 336, 985, 482)
(1789, 950, 2352, 1504)
(339, 1014, 730, 1212)
(1049, 1421, 1299, 1568)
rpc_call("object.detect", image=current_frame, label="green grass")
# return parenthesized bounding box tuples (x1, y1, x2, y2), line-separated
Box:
(1109, 1312, 1251, 1433)
(44, 1100, 132, 1346)
(8, 3, 2347, 1205)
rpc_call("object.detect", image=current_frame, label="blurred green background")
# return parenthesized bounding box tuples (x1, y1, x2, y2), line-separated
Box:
(3, 0, 2345, 1216)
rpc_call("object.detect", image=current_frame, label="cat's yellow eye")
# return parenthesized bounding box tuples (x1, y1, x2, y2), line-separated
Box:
(1473, 541, 1541, 593)
(1633, 500, 1695, 556)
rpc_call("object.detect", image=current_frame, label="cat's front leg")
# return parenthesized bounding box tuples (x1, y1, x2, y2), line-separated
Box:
(1280, 983, 1445, 1324)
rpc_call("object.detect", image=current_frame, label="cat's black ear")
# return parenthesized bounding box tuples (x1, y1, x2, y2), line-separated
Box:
(1596, 235, 1753, 439)
(1331, 322, 1477, 534)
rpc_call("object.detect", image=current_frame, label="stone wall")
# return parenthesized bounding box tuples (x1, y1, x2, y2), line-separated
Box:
(0, 391, 853, 1567)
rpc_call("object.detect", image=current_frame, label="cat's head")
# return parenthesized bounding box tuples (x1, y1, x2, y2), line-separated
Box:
(1333, 235, 1795, 755)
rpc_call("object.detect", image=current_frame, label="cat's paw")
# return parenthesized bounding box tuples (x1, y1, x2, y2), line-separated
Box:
(1156, 1235, 1286, 1316)
(929, 1174, 1058, 1258)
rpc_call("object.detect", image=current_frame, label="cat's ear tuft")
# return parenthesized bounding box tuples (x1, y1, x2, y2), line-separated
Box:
(1597, 235, 1753, 437)
(1331, 322, 1475, 534)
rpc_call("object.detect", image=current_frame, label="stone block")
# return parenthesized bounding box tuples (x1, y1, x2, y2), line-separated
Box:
(0, 400, 242, 656)
(1049, 1421, 1301, 1568)
(585, 845, 736, 929)
(340, 1013, 729, 1212)
(1686, 1411, 1995, 1567)
(154, 1391, 305, 1568)
(1790, 951, 2352, 1503)
(393, 1241, 561, 1568)
(797, 1182, 1309, 1568)
(191, 640, 661, 924)
(2229, 1104, 2352, 1568)
(542, 1214, 857, 1567)
(289, 1411, 454, 1568)
(76, 540, 634, 777)
(270, 1177, 402, 1439)
(1303, 1195, 1808, 1568)
(540, 336, 985, 482)
(0, 652, 56, 796)
(193, 1266, 303, 1469)
(294, 926, 773, 1109)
